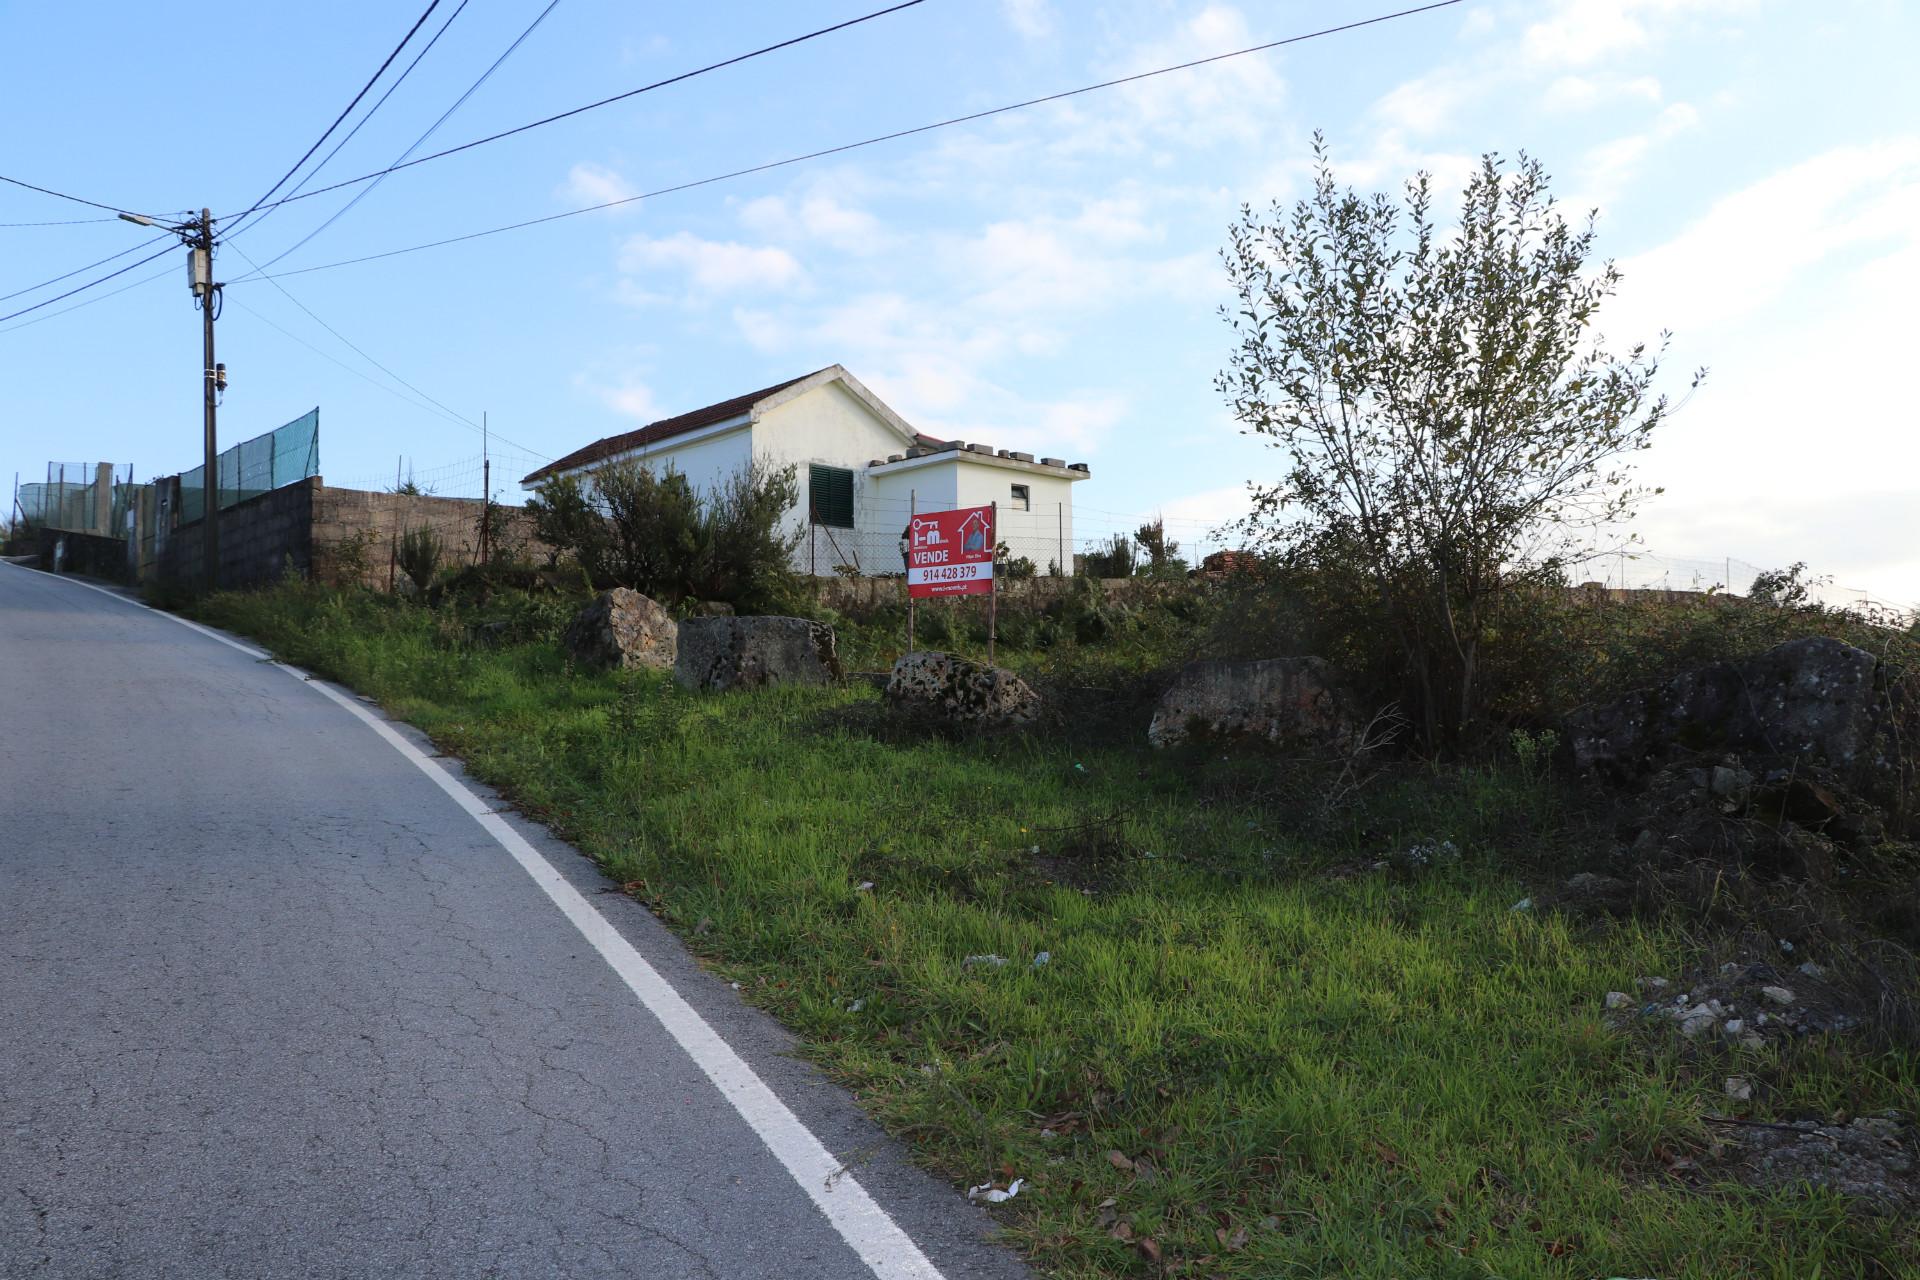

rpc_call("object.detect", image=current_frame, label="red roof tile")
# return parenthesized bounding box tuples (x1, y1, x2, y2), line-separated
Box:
(522, 370, 824, 485)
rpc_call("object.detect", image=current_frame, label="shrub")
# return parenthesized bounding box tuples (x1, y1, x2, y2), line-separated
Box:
(397, 525, 442, 595)
(526, 459, 802, 612)
(1081, 533, 1136, 578)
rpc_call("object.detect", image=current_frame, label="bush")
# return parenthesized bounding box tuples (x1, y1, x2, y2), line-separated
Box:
(526, 459, 802, 613)
(396, 525, 442, 595)
(1081, 533, 1136, 578)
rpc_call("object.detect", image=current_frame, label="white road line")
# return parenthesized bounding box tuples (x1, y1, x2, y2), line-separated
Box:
(9, 566, 948, 1280)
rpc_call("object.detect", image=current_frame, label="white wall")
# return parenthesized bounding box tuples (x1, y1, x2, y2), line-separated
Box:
(956, 461, 1078, 574)
(755, 381, 916, 575)
(608, 423, 753, 496)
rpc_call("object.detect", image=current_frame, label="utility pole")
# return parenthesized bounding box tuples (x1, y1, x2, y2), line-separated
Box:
(120, 206, 221, 590)
(195, 210, 219, 591)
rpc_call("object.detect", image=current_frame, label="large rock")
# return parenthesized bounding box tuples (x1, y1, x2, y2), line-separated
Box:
(562, 588, 677, 671)
(1566, 637, 1881, 775)
(674, 616, 842, 692)
(885, 651, 1041, 728)
(1148, 657, 1361, 751)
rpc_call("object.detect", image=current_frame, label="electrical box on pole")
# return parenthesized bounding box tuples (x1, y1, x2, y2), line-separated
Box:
(188, 246, 211, 297)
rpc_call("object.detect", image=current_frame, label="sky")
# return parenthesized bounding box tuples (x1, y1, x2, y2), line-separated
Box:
(2, 0, 1915, 609)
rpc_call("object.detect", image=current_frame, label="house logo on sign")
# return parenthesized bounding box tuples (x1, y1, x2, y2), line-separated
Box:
(958, 510, 990, 554)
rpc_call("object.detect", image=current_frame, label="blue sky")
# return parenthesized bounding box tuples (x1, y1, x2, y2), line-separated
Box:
(3, 0, 1916, 606)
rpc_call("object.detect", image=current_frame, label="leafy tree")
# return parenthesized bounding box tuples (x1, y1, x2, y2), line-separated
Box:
(1218, 135, 1701, 748)
(1133, 517, 1187, 578)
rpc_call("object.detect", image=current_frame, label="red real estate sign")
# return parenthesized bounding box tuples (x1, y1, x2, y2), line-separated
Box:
(906, 505, 995, 598)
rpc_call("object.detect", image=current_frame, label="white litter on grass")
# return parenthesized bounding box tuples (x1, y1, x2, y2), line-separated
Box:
(1511, 898, 1533, 912)
(964, 954, 1009, 969)
(967, 1178, 1024, 1204)
(848, 999, 866, 1013)
(1032, 952, 1051, 968)
(855, 881, 875, 893)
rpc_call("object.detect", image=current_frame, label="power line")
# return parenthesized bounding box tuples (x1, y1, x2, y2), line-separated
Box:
(233, 0, 560, 281)
(221, 0, 446, 240)
(217, 0, 936, 224)
(227, 293, 487, 434)
(236, 0, 1463, 283)
(0, 260, 176, 336)
(0, 243, 178, 325)
(259, 0, 477, 219)
(0, 231, 175, 304)
(221, 238, 550, 460)
(0, 214, 121, 227)
(0, 173, 157, 219)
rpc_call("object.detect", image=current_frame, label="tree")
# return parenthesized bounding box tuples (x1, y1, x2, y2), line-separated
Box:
(1133, 518, 1186, 578)
(1218, 136, 1700, 748)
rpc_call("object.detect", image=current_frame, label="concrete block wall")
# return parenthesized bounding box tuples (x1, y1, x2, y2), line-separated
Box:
(158, 478, 319, 591)
(310, 484, 545, 590)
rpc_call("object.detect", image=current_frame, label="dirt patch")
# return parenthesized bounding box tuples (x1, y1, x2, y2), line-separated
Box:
(1707, 1113, 1918, 1214)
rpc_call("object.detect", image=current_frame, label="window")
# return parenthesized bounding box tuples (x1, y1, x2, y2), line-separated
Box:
(808, 464, 855, 528)
(1010, 483, 1031, 511)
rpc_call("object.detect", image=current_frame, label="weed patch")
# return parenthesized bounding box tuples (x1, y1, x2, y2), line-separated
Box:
(189, 580, 1919, 1279)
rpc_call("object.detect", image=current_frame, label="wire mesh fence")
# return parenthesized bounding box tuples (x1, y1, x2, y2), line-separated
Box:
(322, 446, 554, 505)
(17, 463, 137, 536)
(177, 408, 320, 523)
(798, 495, 1239, 579)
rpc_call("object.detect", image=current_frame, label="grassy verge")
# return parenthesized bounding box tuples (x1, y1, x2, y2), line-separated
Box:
(193, 580, 1916, 1279)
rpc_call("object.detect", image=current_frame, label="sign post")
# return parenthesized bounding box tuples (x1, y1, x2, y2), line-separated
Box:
(904, 490, 916, 653)
(907, 502, 997, 661)
(988, 500, 998, 665)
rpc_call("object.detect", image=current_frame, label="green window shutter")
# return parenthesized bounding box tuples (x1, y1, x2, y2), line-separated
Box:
(808, 464, 854, 529)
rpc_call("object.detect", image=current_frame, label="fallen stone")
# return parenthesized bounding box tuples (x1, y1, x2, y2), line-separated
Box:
(1604, 991, 1632, 1010)
(1725, 1076, 1754, 1101)
(1761, 985, 1796, 1005)
(561, 588, 677, 671)
(1680, 1007, 1719, 1038)
(1147, 657, 1363, 751)
(885, 650, 1041, 728)
(673, 615, 841, 692)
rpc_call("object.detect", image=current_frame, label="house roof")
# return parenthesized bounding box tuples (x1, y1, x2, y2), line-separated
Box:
(522, 370, 822, 485)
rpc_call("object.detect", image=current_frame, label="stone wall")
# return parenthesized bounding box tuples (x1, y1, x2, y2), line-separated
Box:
(813, 574, 1172, 612)
(310, 485, 543, 590)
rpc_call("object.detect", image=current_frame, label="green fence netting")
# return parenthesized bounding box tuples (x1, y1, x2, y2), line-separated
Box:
(178, 407, 319, 523)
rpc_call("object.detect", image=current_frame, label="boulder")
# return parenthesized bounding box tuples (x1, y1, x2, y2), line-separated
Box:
(1147, 657, 1362, 751)
(674, 616, 842, 692)
(1565, 637, 1880, 776)
(561, 588, 677, 671)
(885, 651, 1041, 727)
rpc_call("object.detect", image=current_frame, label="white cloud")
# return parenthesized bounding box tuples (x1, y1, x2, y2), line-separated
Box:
(1520, 0, 1754, 70)
(617, 232, 805, 297)
(1606, 137, 1920, 341)
(1002, 0, 1052, 39)
(561, 163, 637, 208)
(1578, 100, 1701, 203)
(1104, 5, 1288, 149)
(737, 193, 883, 251)
(602, 383, 662, 422)
(1542, 73, 1663, 112)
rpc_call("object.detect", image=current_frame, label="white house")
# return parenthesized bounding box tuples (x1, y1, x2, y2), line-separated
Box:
(523, 365, 1091, 575)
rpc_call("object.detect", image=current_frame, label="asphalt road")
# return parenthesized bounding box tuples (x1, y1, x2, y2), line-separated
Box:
(0, 564, 1031, 1280)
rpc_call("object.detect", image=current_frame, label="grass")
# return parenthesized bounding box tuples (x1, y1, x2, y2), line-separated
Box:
(190, 579, 1918, 1279)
